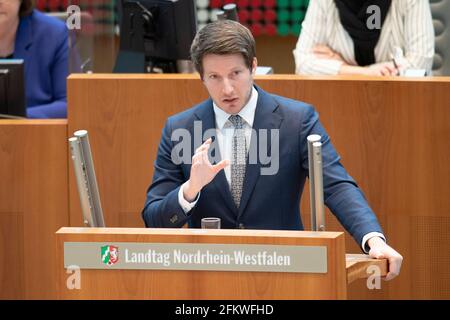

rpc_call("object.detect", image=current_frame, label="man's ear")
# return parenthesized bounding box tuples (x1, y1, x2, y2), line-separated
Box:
(251, 57, 258, 74)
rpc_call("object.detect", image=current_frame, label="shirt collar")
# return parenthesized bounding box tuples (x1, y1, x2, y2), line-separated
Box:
(213, 86, 258, 129)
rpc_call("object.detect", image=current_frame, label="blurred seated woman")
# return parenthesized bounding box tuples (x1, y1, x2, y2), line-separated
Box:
(0, 0, 68, 118)
(293, 0, 435, 76)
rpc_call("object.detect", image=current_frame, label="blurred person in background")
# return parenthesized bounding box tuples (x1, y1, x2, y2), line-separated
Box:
(0, 0, 68, 118)
(293, 0, 435, 76)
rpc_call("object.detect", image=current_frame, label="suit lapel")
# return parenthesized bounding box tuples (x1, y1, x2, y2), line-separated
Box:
(194, 100, 237, 214)
(193, 87, 284, 219)
(13, 15, 33, 79)
(238, 86, 283, 218)
(13, 15, 33, 63)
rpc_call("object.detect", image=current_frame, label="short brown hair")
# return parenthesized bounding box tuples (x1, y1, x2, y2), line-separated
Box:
(190, 20, 256, 78)
(19, 0, 35, 17)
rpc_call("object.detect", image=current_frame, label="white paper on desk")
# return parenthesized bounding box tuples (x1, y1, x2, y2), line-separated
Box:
(403, 69, 427, 77)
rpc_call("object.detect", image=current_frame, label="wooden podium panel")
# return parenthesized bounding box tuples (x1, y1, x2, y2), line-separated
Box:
(0, 120, 69, 299)
(67, 74, 450, 299)
(57, 228, 349, 299)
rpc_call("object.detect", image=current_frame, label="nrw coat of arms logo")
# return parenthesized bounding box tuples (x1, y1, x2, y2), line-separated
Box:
(101, 245, 119, 266)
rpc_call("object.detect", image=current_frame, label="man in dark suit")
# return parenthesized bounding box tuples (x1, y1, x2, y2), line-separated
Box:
(142, 20, 402, 280)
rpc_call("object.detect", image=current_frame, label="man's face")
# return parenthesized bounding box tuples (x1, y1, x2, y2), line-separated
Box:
(0, 0, 21, 26)
(202, 53, 257, 115)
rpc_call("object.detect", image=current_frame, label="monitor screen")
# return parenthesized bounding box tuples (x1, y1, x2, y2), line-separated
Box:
(114, 0, 197, 73)
(0, 59, 26, 118)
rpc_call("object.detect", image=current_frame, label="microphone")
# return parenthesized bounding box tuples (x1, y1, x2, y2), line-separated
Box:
(307, 134, 325, 231)
(215, 10, 226, 21)
(223, 3, 239, 22)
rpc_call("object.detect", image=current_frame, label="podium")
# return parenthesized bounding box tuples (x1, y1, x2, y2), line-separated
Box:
(56, 227, 386, 299)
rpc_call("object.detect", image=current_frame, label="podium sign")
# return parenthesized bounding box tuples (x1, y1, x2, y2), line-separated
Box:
(64, 242, 327, 273)
(57, 227, 358, 299)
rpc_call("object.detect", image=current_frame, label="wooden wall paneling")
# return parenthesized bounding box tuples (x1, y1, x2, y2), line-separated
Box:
(0, 120, 69, 299)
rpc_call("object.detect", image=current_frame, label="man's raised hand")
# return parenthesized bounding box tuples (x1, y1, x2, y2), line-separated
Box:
(183, 138, 229, 201)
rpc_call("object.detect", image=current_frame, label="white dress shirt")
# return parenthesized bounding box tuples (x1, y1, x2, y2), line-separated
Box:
(178, 86, 384, 252)
(293, 0, 435, 75)
(211, 87, 258, 185)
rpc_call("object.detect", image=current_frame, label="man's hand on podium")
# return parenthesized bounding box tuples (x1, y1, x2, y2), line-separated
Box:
(368, 236, 403, 281)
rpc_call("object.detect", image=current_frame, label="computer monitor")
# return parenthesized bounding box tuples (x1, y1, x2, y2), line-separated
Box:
(0, 59, 26, 118)
(114, 0, 197, 73)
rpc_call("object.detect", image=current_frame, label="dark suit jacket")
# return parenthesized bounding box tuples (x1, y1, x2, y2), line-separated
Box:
(142, 86, 383, 247)
(14, 10, 68, 118)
